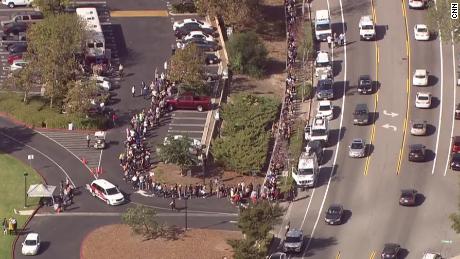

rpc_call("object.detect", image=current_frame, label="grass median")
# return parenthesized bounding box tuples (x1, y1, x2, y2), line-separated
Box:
(0, 153, 42, 258)
(0, 92, 108, 130)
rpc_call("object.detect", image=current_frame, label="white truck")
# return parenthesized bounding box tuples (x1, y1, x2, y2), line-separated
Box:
(315, 51, 332, 79)
(305, 115, 329, 144)
(315, 10, 332, 41)
(359, 15, 376, 40)
(293, 150, 319, 188)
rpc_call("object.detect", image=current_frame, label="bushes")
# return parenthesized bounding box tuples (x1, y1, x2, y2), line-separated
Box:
(227, 31, 268, 78)
(171, 1, 197, 14)
(0, 93, 108, 130)
(211, 94, 279, 174)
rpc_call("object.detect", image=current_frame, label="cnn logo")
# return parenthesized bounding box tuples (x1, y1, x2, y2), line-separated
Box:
(452, 3, 459, 19)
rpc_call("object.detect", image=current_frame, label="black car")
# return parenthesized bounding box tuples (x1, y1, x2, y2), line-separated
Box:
(306, 140, 324, 164)
(205, 53, 220, 65)
(204, 71, 220, 82)
(399, 189, 417, 206)
(3, 22, 28, 35)
(184, 38, 218, 52)
(8, 42, 27, 54)
(455, 103, 460, 120)
(358, 75, 372, 94)
(324, 204, 343, 225)
(381, 243, 401, 258)
(408, 144, 426, 162)
(316, 78, 334, 100)
(451, 152, 460, 171)
(175, 23, 215, 38)
(353, 103, 369, 125)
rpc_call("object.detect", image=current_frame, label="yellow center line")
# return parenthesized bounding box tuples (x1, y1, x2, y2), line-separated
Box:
(397, 0, 412, 175)
(335, 251, 341, 259)
(369, 250, 376, 259)
(364, 0, 379, 176)
(110, 10, 169, 17)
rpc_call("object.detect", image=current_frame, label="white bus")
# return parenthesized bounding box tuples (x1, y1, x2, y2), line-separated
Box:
(76, 7, 105, 58)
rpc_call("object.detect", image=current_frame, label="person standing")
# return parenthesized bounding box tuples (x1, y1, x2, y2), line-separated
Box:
(112, 112, 118, 127)
(118, 63, 124, 78)
(169, 198, 176, 211)
(339, 33, 345, 46)
(2, 218, 7, 235)
(131, 85, 136, 97)
(171, 43, 176, 55)
(333, 32, 338, 48)
(86, 134, 90, 148)
(327, 34, 332, 49)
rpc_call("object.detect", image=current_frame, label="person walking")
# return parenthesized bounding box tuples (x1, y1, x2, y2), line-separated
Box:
(2, 218, 7, 235)
(86, 134, 90, 148)
(327, 34, 332, 49)
(169, 198, 176, 211)
(112, 112, 118, 127)
(118, 63, 124, 78)
(333, 33, 338, 48)
(131, 85, 136, 97)
(171, 43, 176, 55)
(339, 33, 345, 46)
(143, 84, 148, 99)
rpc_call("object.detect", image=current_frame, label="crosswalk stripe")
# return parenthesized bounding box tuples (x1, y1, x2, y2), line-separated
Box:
(169, 123, 205, 127)
(110, 10, 169, 17)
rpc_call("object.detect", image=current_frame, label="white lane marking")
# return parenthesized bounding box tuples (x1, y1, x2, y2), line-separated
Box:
(35, 131, 95, 179)
(431, 0, 443, 175)
(443, 32, 457, 176)
(171, 117, 207, 121)
(302, 0, 347, 255)
(300, 188, 315, 228)
(277, 202, 294, 237)
(0, 130, 76, 187)
(167, 130, 203, 134)
(97, 148, 103, 174)
(382, 124, 397, 131)
(34, 212, 237, 217)
(383, 110, 399, 117)
(168, 123, 205, 127)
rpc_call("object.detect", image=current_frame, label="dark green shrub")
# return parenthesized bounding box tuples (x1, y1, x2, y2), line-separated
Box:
(227, 31, 268, 78)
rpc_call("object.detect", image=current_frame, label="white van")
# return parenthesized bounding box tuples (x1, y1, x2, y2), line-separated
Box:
(315, 10, 332, 41)
(89, 179, 125, 205)
(2, 0, 33, 8)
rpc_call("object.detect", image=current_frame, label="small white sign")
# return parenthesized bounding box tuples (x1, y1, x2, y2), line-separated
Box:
(27, 154, 34, 160)
(452, 3, 458, 19)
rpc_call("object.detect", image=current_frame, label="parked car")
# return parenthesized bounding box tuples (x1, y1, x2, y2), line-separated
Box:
(410, 120, 427, 136)
(7, 53, 22, 65)
(3, 22, 28, 35)
(348, 138, 366, 158)
(88, 179, 125, 205)
(21, 232, 40, 255)
(268, 252, 287, 259)
(422, 252, 442, 259)
(450, 152, 460, 171)
(358, 74, 372, 94)
(381, 243, 401, 259)
(8, 42, 27, 54)
(408, 144, 426, 162)
(413, 69, 428, 86)
(92, 75, 111, 91)
(174, 18, 215, 38)
(184, 38, 219, 52)
(399, 189, 417, 206)
(414, 24, 430, 41)
(306, 140, 324, 164)
(1, 11, 43, 27)
(452, 136, 460, 153)
(455, 103, 460, 119)
(324, 204, 344, 225)
(10, 59, 27, 71)
(1, 32, 26, 48)
(166, 92, 212, 112)
(184, 30, 215, 42)
(205, 53, 220, 65)
(2, 0, 33, 8)
(317, 100, 333, 120)
(316, 78, 334, 100)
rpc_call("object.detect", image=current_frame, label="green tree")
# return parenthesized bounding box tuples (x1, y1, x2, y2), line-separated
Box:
(64, 80, 103, 114)
(33, 0, 71, 14)
(157, 136, 200, 175)
(26, 13, 85, 108)
(4, 63, 37, 103)
(238, 200, 284, 242)
(122, 204, 180, 240)
(169, 44, 205, 91)
(449, 212, 460, 234)
(227, 31, 268, 78)
(427, 0, 460, 42)
(227, 239, 265, 259)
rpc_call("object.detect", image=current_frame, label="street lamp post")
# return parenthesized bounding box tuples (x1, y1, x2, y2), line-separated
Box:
(24, 172, 28, 208)
(184, 196, 188, 230)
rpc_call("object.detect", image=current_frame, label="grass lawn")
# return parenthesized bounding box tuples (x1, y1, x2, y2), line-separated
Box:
(0, 92, 108, 130)
(0, 153, 43, 259)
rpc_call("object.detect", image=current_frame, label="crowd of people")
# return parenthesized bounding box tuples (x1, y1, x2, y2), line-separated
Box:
(2, 217, 17, 235)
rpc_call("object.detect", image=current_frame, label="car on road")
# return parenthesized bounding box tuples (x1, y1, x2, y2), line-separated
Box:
(413, 69, 428, 86)
(166, 92, 212, 112)
(408, 0, 427, 9)
(3, 22, 28, 35)
(316, 78, 334, 100)
(8, 42, 27, 54)
(317, 100, 333, 120)
(456, 103, 460, 119)
(89, 179, 125, 205)
(348, 138, 366, 158)
(268, 252, 287, 259)
(451, 136, 460, 153)
(306, 140, 324, 164)
(399, 189, 417, 206)
(2, 0, 33, 8)
(10, 59, 27, 71)
(21, 232, 40, 256)
(184, 30, 215, 43)
(353, 103, 369, 125)
(410, 120, 427, 136)
(205, 53, 220, 65)
(422, 252, 442, 259)
(381, 243, 401, 258)
(7, 53, 22, 65)
(415, 92, 432, 108)
(450, 152, 460, 171)
(324, 204, 343, 225)
(408, 144, 426, 162)
(414, 24, 430, 41)
(358, 75, 372, 94)
(283, 229, 304, 253)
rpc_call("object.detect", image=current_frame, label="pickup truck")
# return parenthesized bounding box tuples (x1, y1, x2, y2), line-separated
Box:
(166, 92, 212, 112)
(1, 32, 26, 47)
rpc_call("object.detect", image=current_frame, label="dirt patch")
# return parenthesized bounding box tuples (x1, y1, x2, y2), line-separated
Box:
(80, 224, 242, 259)
(152, 163, 264, 187)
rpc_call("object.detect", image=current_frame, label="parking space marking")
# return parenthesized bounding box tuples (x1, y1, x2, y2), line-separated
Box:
(168, 130, 203, 134)
(171, 116, 207, 121)
(169, 123, 205, 127)
(110, 10, 169, 17)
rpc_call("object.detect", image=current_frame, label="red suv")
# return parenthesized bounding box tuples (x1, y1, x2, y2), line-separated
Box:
(452, 136, 460, 153)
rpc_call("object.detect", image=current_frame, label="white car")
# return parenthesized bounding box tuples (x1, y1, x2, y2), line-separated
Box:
(408, 0, 426, 9)
(415, 92, 432, 108)
(410, 120, 427, 136)
(173, 18, 213, 31)
(2, 0, 33, 8)
(317, 100, 333, 120)
(414, 24, 430, 41)
(89, 179, 125, 205)
(184, 31, 215, 42)
(21, 233, 40, 255)
(10, 59, 27, 71)
(422, 252, 442, 259)
(92, 75, 111, 91)
(413, 69, 428, 86)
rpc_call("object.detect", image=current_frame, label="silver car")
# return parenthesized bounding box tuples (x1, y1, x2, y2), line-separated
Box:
(348, 138, 366, 158)
(410, 120, 427, 136)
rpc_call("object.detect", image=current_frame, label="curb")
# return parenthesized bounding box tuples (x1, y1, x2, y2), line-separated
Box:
(0, 112, 97, 134)
(168, 12, 198, 16)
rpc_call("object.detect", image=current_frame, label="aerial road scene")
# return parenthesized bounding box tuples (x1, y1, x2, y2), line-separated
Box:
(0, 0, 460, 258)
